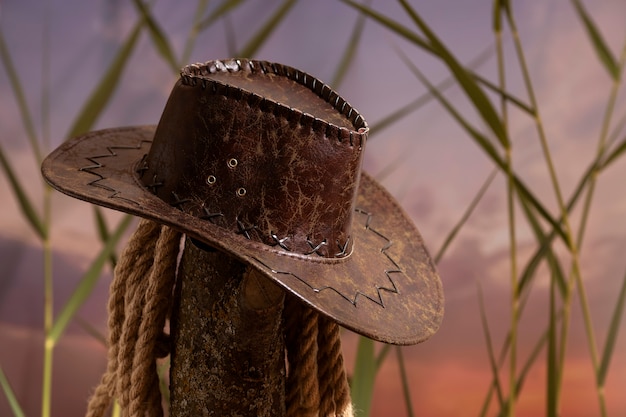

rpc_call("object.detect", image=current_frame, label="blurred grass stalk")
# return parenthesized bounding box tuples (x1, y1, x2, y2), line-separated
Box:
(343, 0, 626, 416)
(1, 1, 626, 416)
(0, 0, 299, 415)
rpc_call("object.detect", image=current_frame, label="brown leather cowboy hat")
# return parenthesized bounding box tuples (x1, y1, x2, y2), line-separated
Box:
(41, 59, 443, 345)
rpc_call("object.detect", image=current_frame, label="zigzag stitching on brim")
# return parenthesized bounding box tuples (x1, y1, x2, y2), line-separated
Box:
(78, 141, 152, 206)
(253, 208, 401, 309)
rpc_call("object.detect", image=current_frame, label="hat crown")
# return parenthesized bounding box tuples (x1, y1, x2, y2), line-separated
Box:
(138, 59, 368, 258)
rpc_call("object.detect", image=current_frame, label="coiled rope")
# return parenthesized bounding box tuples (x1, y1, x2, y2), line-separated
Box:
(86, 219, 353, 417)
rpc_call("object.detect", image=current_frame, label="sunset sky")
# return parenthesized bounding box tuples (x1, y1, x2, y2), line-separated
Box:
(1, 1, 625, 416)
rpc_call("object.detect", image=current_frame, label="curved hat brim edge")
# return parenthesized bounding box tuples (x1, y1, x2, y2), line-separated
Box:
(42, 125, 444, 345)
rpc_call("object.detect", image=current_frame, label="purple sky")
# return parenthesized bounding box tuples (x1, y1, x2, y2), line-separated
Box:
(1, 1, 625, 416)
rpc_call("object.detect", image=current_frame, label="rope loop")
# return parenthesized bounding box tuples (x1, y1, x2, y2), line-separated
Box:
(86, 220, 353, 417)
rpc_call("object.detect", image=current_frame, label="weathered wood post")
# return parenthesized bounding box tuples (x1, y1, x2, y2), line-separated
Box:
(41, 58, 444, 417)
(170, 242, 286, 416)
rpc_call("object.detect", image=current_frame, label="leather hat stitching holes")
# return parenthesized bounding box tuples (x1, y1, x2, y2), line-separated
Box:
(206, 175, 216, 185)
(311, 117, 325, 135)
(214, 60, 226, 72)
(236, 187, 247, 197)
(271, 62, 281, 75)
(225, 59, 240, 72)
(227, 158, 238, 168)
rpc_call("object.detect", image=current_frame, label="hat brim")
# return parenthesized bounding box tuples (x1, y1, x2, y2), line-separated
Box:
(42, 125, 443, 345)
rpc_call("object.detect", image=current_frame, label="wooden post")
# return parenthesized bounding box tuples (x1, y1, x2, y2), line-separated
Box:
(169, 239, 286, 416)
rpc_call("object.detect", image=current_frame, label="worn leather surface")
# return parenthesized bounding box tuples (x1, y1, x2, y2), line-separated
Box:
(140, 60, 366, 257)
(40, 59, 444, 345)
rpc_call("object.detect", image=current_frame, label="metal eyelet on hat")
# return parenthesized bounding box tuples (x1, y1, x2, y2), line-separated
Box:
(236, 187, 246, 197)
(227, 158, 238, 168)
(206, 175, 216, 185)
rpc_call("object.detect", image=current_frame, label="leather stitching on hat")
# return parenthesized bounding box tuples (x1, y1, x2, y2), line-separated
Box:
(200, 206, 224, 223)
(78, 142, 151, 206)
(181, 59, 367, 147)
(253, 208, 401, 308)
(171, 191, 191, 210)
(271, 233, 291, 251)
(235, 217, 257, 240)
(305, 238, 328, 256)
(78, 140, 356, 260)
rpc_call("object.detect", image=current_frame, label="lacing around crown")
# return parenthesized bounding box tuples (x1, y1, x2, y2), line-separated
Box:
(180, 59, 368, 148)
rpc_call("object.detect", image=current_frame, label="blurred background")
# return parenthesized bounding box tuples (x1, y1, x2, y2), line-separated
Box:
(1, 0, 625, 416)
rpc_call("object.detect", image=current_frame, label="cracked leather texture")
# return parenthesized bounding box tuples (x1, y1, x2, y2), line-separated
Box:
(140, 70, 364, 257)
(40, 59, 443, 345)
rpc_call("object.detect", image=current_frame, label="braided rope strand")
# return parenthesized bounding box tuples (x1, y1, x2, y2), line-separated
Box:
(317, 316, 353, 417)
(86, 220, 353, 417)
(285, 297, 321, 417)
(115, 256, 152, 410)
(129, 226, 181, 416)
(86, 219, 161, 417)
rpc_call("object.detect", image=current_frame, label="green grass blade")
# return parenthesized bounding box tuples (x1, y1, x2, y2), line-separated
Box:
(478, 385, 495, 417)
(94, 207, 118, 266)
(0, 145, 46, 238)
(493, 0, 512, 32)
(340, 0, 431, 51)
(66, 21, 144, 139)
(48, 214, 133, 343)
(482, 322, 551, 417)
(369, 79, 458, 136)
(181, 0, 211, 64)
(132, 0, 179, 72)
(505, 4, 579, 258)
(492, 0, 503, 33)
(493, 319, 556, 417)
(398, 0, 508, 148)
(330, 0, 371, 89)
(0, 365, 25, 417)
(571, 0, 620, 81)
(473, 73, 534, 116)
(435, 168, 497, 263)
(396, 48, 503, 164)
(198, 0, 247, 30)
(478, 283, 505, 409)
(236, 0, 298, 58)
(514, 180, 568, 245)
(75, 316, 107, 347)
(396, 48, 567, 244)
(492, 0, 513, 33)
(342, 0, 533, 119)
(41, 7, 52, 152)
(600, 135, 626, 169)
(606, 111, 626, 147)
(94, 206, 111, 242)
(395, 347, 415, 417)
(597, 268, 626, 385)
(351, 336, 376, 417)
(516, 140, 620, 299)
(0, 28, 41, 162)
(370, 46, 495, 135)
(547, 279, 559, 417)
(375, 343, 391, 371)
(517, 196, 568, 298)
(516, 330, 548, 394)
